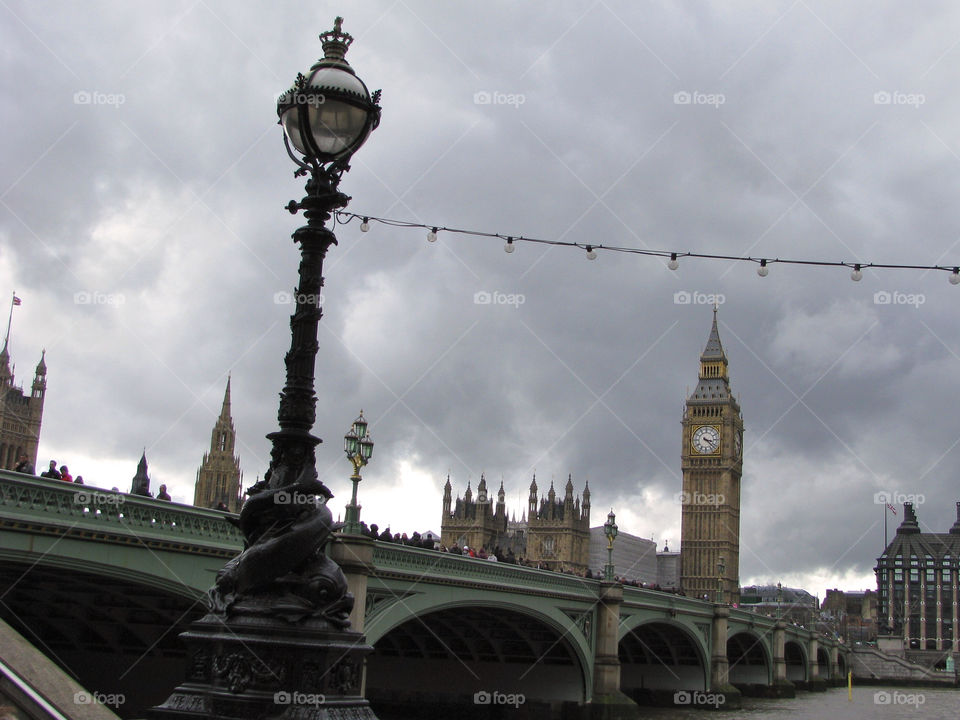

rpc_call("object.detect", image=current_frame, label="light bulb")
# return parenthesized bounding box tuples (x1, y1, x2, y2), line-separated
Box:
(668, 253, 679, 271)
(360, 218, 370, 232)
(427, 228, 438, 243)
(951, 268, 960, 285)
(586, 245, 597, 260)
(757, 259, 769, 277)
(504, 238, 515, 254)
(851, 265, 862, 282)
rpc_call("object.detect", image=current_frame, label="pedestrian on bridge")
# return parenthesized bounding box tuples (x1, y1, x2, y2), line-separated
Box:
(13, 454, 34, 475)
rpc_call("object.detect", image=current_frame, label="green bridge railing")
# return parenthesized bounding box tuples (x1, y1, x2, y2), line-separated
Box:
(0, 469, 243, 552)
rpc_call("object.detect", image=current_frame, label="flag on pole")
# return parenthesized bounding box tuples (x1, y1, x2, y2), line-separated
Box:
(12, 296, 21, 306)
(886, 503, 897, 515)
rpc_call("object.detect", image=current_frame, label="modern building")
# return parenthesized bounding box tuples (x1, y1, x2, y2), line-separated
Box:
(875, 502, 960, 654)
(0, 342, 45, 472)
(194, 377, 243, 512)
(822, 588, 878, 643)
(656, 542, 681, 590)
(739, 584, 819, 626)
(680, 309, 744, 604)
(588, 527, 657, 583)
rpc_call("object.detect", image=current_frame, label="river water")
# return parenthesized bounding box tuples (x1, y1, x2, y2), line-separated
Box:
(641, 686, 957, 719)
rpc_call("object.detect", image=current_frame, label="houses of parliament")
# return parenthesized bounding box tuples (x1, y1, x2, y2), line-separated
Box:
(439, 309, 744, 596)
(5, 308, 742, 597)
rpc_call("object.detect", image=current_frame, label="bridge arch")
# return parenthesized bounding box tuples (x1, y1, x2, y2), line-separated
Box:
(364, 595, 593, 706)
(817, 646, 831, 680)
(726, 630, 772, 685)
(784, 639, 808, 682)
(0, 547, 207, 603)
(617, 618, 709, 694)
(0, 557, 204, 718)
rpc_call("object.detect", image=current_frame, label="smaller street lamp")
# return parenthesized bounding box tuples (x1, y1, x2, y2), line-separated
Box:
(342, 411, 373, 534)
(777, 581, 783, 620)
(603, 510, 619, 581)
(717, 556, 726, 604)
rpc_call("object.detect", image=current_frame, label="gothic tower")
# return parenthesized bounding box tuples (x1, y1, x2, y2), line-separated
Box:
(680, 308, 743, 604)
(525, 474, 591, 573)
(194, 377, 243, 512)
(0, 342, 46, 471)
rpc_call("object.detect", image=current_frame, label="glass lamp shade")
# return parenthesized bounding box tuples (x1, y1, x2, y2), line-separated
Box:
(279, 63, 379, 165)
(352, 413, 368, 439)
(344, 429, 358, 455)
(360, 435, 374, 460)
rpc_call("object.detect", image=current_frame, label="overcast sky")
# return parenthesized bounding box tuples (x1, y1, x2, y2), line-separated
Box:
(3, 1, 959, 598)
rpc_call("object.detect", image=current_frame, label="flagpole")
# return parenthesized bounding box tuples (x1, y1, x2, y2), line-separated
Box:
(3, 291, 13, 349)
(884, 502, 887, 548)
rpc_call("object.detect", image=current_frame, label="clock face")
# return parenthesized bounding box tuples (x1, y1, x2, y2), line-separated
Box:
(692, 425, 721, 454)
(735, 431, 742, 458)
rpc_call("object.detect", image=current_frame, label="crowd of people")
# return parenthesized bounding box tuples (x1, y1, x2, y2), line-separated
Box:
(355, 520, 684, 594)
(20, 456, 86, 486)
(12, 454, 172, 501)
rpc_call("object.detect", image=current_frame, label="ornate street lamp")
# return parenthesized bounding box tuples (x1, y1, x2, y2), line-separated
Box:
(343, 411, 373, 534)
(152, 18, 382, 720)
(604, 510, 619, 581)
(777, 581, 783, 620)
(717, 556, 726, 604)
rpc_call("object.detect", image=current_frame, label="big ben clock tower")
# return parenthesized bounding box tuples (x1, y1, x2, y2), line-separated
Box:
(680, 308, 743, 605)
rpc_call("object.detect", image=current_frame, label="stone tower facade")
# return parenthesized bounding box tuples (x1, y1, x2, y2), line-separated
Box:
(0, 342, 46, 471)
(440, 474, 510, 552)
(525, 474, 591, 573)
(680, 309, 743, 605)
(194, 377, 243, 512)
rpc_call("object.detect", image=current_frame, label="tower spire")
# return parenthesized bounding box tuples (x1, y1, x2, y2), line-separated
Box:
(194, 375, 243, 512)
(220, 374, 232, 420)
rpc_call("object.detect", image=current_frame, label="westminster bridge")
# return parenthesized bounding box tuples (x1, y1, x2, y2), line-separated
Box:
(0, 470, 848, 716)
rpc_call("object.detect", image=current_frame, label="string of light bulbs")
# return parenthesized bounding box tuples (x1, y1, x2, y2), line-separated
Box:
(336, 211, 960, 285)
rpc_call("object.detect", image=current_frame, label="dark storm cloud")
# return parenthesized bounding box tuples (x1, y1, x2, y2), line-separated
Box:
(2, 1, 960, 594)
